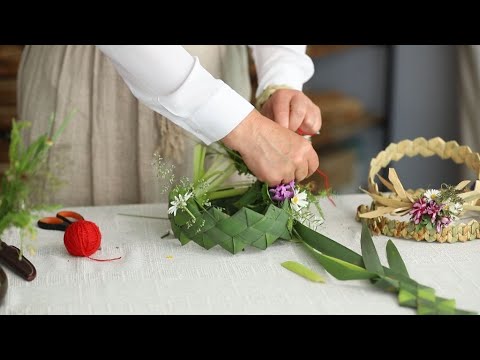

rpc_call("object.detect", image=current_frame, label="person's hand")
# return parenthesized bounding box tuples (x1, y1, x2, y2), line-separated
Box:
(222, 109, 319, 186)
(260, 89, 322, 135)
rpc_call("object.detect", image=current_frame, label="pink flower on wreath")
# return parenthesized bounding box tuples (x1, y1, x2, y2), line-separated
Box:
(436, 216, 452, 232)
(426, 200, 444, 223)
(269, 181, 295, 202)
(409, 197, 428, 224)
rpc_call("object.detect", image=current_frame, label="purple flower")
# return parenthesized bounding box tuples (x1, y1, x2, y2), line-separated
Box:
(436, 216, 452, 232)
(269, 181, 295, 202)
(426, 200, 444, 223)
(409, 197, 428, 224)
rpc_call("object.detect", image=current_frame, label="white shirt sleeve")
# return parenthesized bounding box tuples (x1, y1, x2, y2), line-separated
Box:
(96, 45, 254, 145)
(249, 45, 315, 98)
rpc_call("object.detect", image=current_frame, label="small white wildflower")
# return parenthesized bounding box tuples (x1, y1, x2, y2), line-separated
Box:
(424, 189, 440, 202)
(168, 201, 181, 216)
(290, 189, 309, 212)
(450, 202, 463, 216)
(168, 191, 193, 216)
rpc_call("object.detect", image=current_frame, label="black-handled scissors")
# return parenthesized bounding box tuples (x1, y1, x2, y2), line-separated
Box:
(37, 211, 85, 231)
(0, 241, 37, 281)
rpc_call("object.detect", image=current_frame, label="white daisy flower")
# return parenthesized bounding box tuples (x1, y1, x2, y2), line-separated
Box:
(424, 189, 440, 202)
(168, 191, 193, 216)
(443, 199, 463, 216)
(168, 198, 182, 216)
(290, 189, 309, 212)
(183, 191, 193, 202)
(450, 202, 463, 216)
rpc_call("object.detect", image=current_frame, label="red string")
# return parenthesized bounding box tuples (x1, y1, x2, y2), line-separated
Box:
(315, 168, 336, 207)
(296, 129, 334, 206)
(297, 129, 317, 136)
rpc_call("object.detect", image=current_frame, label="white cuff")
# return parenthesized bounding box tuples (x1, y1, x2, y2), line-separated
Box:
(190, 82, 254, 144)
(154, 57, 254, 144)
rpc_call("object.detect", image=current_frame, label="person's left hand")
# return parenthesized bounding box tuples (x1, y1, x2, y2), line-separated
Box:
(260, 89, 322, 135)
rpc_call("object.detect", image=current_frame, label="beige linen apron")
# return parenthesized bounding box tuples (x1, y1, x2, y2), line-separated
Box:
(17, 45, 251, 206)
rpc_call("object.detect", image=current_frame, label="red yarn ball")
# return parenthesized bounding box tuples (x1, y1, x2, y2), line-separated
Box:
(64, 220, 102, 257)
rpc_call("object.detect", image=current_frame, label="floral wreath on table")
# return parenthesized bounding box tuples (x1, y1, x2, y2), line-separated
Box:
(357, 137, 480, 243)
(155, 142, 331, 254)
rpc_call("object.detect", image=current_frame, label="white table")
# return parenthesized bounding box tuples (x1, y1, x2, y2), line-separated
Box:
(1, 194, 479, 315)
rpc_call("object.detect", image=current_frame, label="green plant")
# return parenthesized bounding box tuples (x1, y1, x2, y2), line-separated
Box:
(0, 112, 72, 256)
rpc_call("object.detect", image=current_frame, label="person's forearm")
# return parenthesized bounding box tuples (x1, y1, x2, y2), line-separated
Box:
(96, 45, 253, 144)
(249, 45, 314, 98)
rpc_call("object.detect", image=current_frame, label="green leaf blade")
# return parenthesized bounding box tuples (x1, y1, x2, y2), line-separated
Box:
(192, 143, 206, 183)
(304, 243, 376, 281)
(360, 221, 384, 275)
(281, 261, 325, 283)
(294, 222, 364, 267)
(386, 240, 409, 277)
(51, 110, 75, 143)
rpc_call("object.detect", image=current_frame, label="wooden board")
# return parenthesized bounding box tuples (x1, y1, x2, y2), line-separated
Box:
(312, 114, 383, 149)
(307, 45, 359, 58)
(0, 105, 15, 132)
(0, 79, 17, 106)
(305, 91, 366, 124)
(0, 45, 23, 77)
(0, 139, 9, 163)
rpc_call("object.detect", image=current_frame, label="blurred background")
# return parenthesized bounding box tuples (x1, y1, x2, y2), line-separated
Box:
(0, 45, 474, 194)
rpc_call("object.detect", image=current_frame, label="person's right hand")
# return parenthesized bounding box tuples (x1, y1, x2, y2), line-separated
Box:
(259, 89, 322, 135)
(222, 109, 319, 186)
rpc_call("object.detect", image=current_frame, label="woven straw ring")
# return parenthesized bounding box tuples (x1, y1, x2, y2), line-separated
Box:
(356, 137, 480, 243)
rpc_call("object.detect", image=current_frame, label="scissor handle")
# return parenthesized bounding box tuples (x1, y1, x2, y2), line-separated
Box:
(37, 217, 69, 231)
(0, 241, 36, 281)
(38, 211, 84, 231)
(56, 211, 84, 224)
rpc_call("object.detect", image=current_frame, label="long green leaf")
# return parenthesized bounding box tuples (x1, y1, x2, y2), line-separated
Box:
(295, 221, 405, 278)
(46, 111, 55, 139)
(233, 180, 263, 209)
(372, 276, 400, 293)
(193, 143, 206, 183)
(281, 261, 325, 283)
(386, 240, 409, 277)
(297, 223, 477, 315)
(51, 110, 75, 142)
(303, 243, 376, 280)
(360, 221, 384, 275)
(294, 222, 364, 267)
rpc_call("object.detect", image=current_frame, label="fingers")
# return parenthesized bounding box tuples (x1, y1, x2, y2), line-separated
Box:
(271, 93, 290, 129)
(261, 90, 322, 135)
(298, 103, 322, 136)
(259, 100, 273, 120)
(294, 165, 309, 183)
(307, 147, 320, 177)
(224, 111, 319, 187)
(259, 137, 318, 186)
(257, 164, 296, 187)
(289, 95, 308, 132)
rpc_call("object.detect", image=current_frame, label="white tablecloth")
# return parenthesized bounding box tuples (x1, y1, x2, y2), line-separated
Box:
(1, 194, 479, 315)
